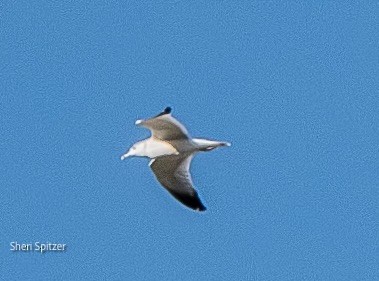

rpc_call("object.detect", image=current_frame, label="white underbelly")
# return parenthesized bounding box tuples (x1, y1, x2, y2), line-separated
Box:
(146, 138, 179, 158)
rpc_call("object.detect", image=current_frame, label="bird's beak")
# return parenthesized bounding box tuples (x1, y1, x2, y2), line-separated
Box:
(121, 152, 131, 160)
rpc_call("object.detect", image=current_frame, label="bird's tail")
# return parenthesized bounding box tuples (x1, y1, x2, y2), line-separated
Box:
(192, 138, 231, 151)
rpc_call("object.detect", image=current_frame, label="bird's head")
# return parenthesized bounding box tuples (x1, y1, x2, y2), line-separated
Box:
(121, 141, 147, 160)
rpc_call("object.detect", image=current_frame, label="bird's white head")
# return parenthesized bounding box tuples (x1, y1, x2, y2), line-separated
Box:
(121, 141, 147, 160)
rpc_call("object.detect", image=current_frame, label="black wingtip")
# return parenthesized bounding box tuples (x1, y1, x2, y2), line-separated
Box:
(197, 205, 207, 212)
(168, 190, 207, 212)
(155, 107, 172, 118)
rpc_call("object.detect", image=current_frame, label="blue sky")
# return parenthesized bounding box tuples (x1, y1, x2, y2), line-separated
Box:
(1, 1, 377, 280)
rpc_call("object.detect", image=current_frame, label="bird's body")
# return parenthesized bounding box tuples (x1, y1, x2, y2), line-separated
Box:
(121, 107, 230, 211)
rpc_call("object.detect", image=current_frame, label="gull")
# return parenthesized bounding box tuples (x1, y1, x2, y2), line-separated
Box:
(121, 107, 230, 211)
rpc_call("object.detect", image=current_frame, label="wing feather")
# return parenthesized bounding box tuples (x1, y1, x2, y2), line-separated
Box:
(136, 108, 189, 140)
(150, 155, 206, 211)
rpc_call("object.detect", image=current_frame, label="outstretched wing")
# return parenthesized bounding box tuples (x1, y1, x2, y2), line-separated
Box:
(149, 154, 206, 211)
(135, 107, 189, 140)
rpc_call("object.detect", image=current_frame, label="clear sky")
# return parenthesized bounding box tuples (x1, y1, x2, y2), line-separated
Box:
(1, 1, 377, 280)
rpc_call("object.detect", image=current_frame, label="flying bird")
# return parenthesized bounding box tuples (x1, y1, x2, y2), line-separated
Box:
(121, 107, 230, 211)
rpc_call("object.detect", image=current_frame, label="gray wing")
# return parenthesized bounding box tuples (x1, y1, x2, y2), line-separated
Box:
(149, 154, 206, 211)
(136, 107, 189, 140)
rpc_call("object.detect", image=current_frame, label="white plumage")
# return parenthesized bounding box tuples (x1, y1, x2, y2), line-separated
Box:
(121, 107, 230, 211)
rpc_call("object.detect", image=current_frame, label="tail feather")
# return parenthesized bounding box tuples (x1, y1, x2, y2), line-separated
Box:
(192, 138, 231, 151)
